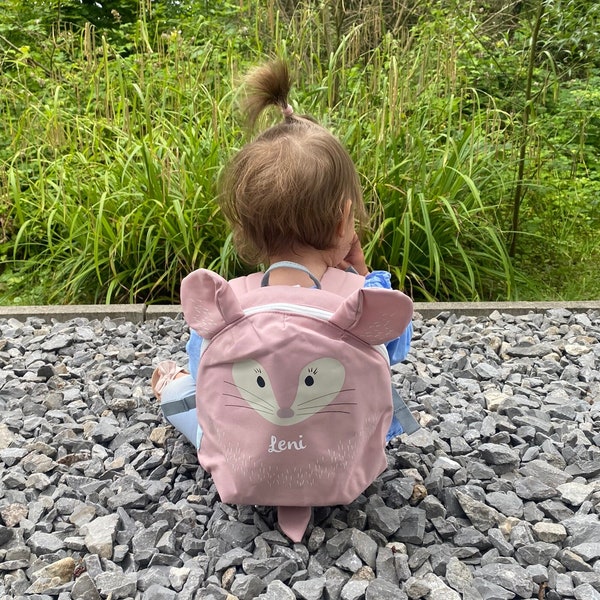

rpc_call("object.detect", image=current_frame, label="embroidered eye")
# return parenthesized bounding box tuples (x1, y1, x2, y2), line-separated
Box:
(304, 375, 314, 387)
(256, 375, 266, 388)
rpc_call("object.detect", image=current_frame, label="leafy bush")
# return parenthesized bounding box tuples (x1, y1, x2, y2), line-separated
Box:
(4, 37, 235, 302)
(1, 0, 599, 304)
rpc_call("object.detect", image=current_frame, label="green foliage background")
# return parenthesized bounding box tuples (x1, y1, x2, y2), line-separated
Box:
(1, 0, 599, 304)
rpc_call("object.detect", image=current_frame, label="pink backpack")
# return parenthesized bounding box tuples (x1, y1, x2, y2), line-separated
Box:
(180, 266, 413, 542)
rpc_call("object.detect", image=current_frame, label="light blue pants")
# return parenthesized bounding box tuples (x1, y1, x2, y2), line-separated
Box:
(160, 375, 202, 448)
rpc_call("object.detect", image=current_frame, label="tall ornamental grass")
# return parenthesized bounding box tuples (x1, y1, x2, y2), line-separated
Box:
(4, 29, 236, 303)
(1, 1, 517, 303)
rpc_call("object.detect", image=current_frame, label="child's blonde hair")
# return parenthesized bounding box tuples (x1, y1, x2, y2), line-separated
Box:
(218, 60, 366, 265)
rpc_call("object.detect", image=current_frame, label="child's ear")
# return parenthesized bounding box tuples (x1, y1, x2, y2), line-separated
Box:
(329, 287, 413, 345)
(336, 199, 354, 238)
(180, 269, 244, 338)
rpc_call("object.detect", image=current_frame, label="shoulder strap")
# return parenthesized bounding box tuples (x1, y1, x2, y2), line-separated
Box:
(320, 268, 365, 297)
(227, 272, 264, 295)
(261, 261, 322, 289)
(227, 265, 365, 298)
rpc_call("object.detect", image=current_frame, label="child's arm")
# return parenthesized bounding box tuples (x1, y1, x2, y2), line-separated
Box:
(186, 330, 203, 381)
(337, 234, 369, 276)
(337, 235, 412, 363)
(363, 270, 413, 364)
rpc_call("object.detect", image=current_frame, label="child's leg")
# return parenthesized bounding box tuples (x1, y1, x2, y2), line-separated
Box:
(160, 375, 202, 448)
(152, 361, 202, 448)
(386, 386, 420, 442)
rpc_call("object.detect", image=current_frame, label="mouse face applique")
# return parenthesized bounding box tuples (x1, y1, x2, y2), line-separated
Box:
(229, 357, 348, 426)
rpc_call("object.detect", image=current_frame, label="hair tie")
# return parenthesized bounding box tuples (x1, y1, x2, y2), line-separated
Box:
(282, 104, 294, 117)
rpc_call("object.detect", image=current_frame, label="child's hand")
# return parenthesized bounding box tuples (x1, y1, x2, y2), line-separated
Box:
(337, 234, 369, 276)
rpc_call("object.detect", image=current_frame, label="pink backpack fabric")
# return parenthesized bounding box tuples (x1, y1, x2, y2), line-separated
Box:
(180, 267, 413, 542)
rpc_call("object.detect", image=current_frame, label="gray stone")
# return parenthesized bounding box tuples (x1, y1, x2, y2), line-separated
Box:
(341, 578, 369, 600)
(324, 566, 350, 600)
(474, 362, 501, 380)
(532, 522, 567, 543)
(432, 456, 463, 474)
(558, 549, 594, 572)
(179, 569, 204, 600)
(453, 527, 490, 549)
(242, 557, 288, 578)
(214, 547, 252, 571)
(472, 577, 516, 599)
(445, 556, 474, 593)
(514, 477, 557, 501)
(169, 567, 190, 592)
(420, 572, 461, 599)
(27, 531, 65, 554)
(519, 460, 572, 488)
(395, 507, 426, 544)
(571, 543, 600, 563)
(506, 343, 553, 358)
(137, 567, 171, 591)
(336, 548, 364, 573)
(81, 513, 120, 559)
(557, 482, 594, 506)
(263, 559, 299, 584)
(211, 520, 259, 547)
(230, 574, 266, 600)
(196, 583, 231, 599)
(486, 491, 523, 518)
(574, 584, 600, 600)
(326, 528, 378, 569)
(292, 576, 326, 600)
(539, 499, 574, 521)
(366, 497, 400, 536)
(509, 521, 535, 548)
(375, 547, 398, 585)
(488, 528, 514, 556)
(307, 526, 326, 552)
(420, 495, 447, 519)
(90, 419, 120, 443)
(404, 576, 432, 599)
(455, 491, 503, 532)
(395, 554, 411, 582)
(563, 515, 600, 546)
(475, 563, 533, 597)
(525, 564, 548, 585)
(41, 334, 72, 351)
(141, 584, 177, 600)
(478, 443, 520, 467)
(365, 578, 406, 600)
(71, 573, 101, 600)
(516, 542, 560, 566)
(552, 572, 575, 597)
(95, 572, 137, 600)
(257, 580, 296, 600)
(571, 572, 600, 588)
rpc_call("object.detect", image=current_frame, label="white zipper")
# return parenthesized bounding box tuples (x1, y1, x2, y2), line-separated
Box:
(243, 302, 334, 320)
(242, 303, 390, 363)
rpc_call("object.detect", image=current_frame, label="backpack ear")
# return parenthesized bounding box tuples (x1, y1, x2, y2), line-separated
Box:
(180, 269, 244, 338)
(329, 288, 413, 345)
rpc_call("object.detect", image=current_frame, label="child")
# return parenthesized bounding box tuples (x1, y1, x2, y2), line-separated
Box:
(152, 59, 417, 462)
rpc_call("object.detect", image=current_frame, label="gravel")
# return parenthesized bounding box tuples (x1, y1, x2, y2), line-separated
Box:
(1, 307, 599, 600)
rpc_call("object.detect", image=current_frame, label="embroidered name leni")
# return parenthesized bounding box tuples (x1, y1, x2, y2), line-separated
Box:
(268, 434, 306, 453)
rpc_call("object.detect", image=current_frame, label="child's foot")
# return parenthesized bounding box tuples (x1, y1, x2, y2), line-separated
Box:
(151, 360, 189, 400)
(386, 415, 404, 443)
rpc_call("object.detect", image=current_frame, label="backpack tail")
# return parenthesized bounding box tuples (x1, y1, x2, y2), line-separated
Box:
(277, 506, 312, 543)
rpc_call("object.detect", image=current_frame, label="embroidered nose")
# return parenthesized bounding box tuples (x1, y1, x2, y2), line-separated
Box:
(277, 407, 295, 419)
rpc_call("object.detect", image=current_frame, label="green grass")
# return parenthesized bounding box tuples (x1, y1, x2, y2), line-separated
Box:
(1, 0, 599, 304)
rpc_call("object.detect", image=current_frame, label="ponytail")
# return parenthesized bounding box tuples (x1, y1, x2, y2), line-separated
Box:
(242, 59, 294, 129)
